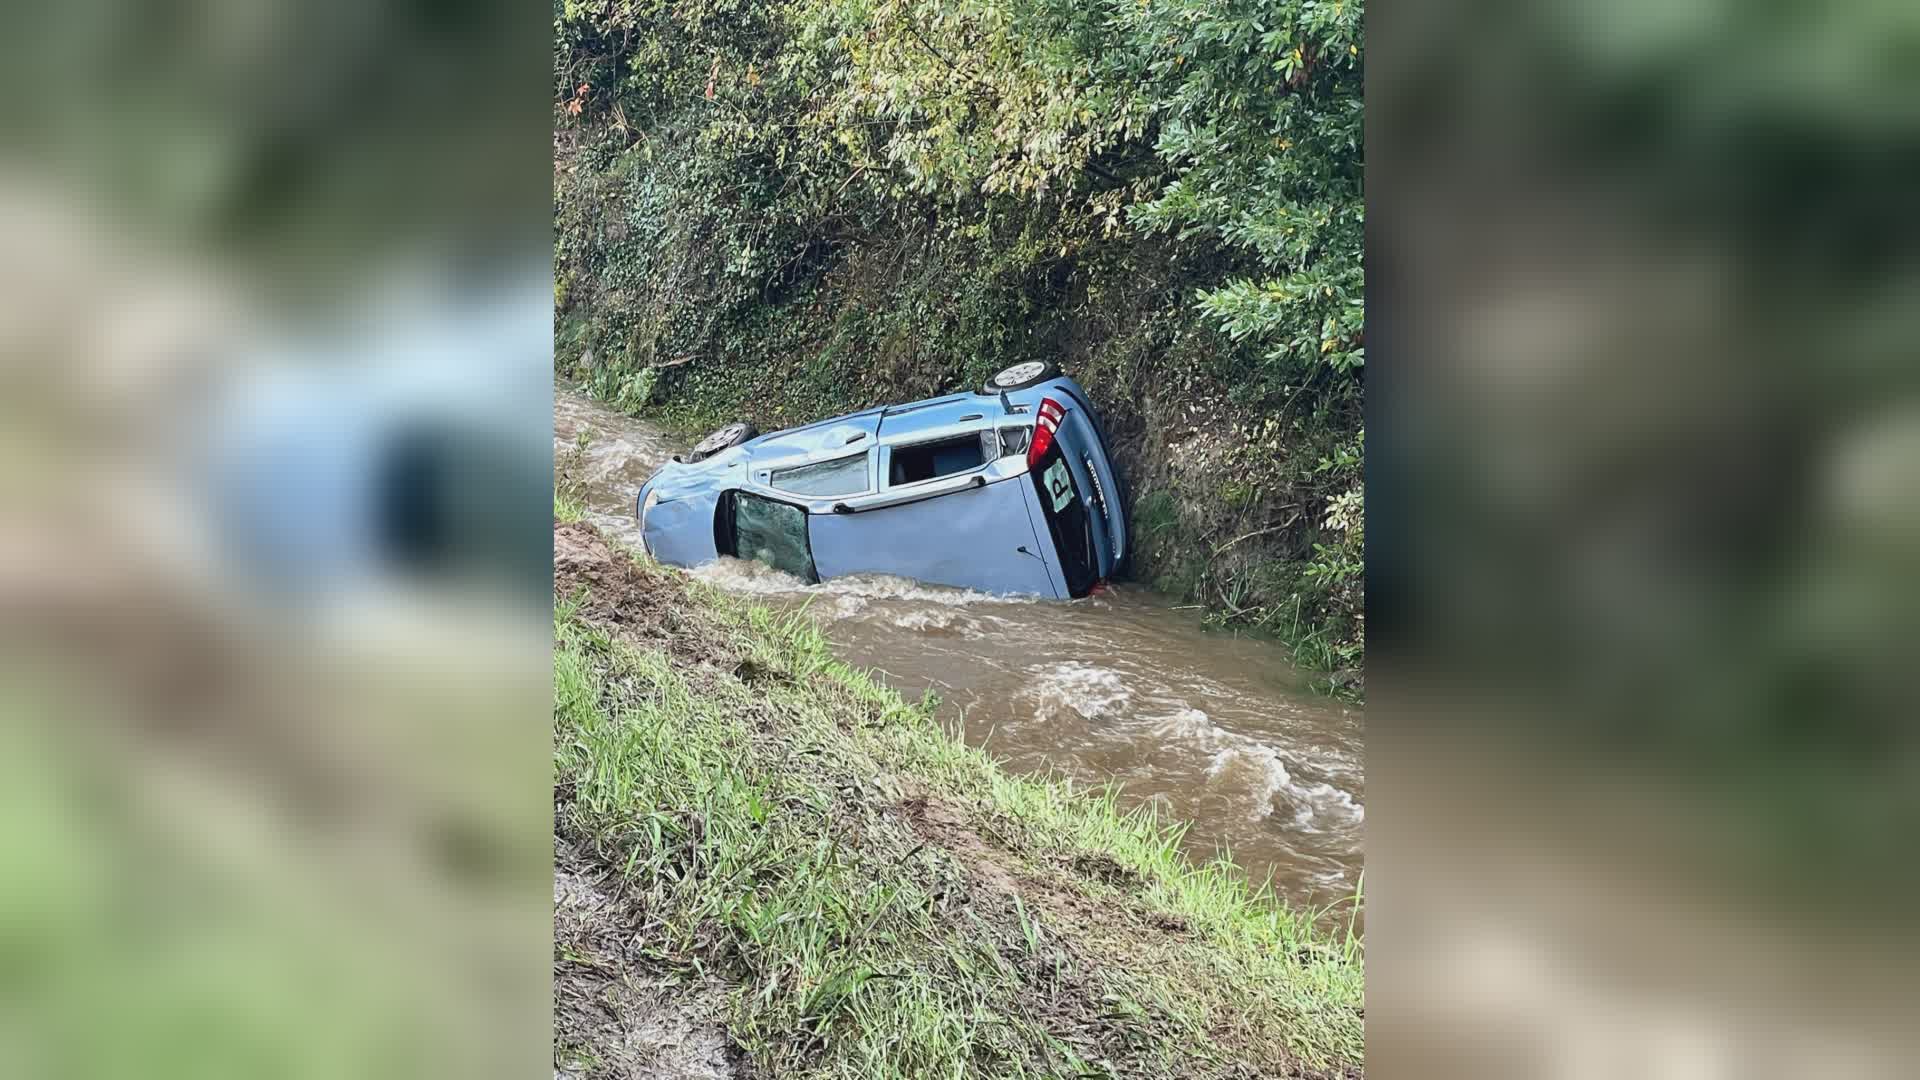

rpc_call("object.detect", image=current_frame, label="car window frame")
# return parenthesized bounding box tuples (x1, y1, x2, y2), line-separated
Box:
(881, 429, 1000, 490)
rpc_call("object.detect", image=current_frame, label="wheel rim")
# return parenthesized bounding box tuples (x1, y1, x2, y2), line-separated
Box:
(992, 361, 1047, 388)
(694, 423, 745, 455)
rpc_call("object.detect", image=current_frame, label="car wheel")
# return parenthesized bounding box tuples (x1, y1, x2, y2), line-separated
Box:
(687, 420, 758, 462)
(981, 360, 1061, 395)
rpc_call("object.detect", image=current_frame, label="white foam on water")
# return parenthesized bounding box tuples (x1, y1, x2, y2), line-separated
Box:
(1025, 661, 1133, 720)
(1293, 780, 1365, 827)
(888, 607, 988, 635)
(1205, 745, 1294, 822)
(1077, 695, 1368, 833)
(689, 556, 812, 594)
(891, 608, 954, 631)
(1148, 707, 1220, 741)
(585, 508, 639, 533)
(1204, 743, 1365, 829)
(689, 561, 1036, 617)
(818, 573, 1039, 608)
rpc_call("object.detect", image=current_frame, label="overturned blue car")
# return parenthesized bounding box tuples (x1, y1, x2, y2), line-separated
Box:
(636, 362, 1126, 598)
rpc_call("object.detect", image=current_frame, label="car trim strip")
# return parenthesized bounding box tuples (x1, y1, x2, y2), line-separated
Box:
(830, 473, 986, 514)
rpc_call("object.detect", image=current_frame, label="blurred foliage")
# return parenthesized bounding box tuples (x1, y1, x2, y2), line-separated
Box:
(554, 0, 1365, 669)
(0, 3, 553, 1075)
(1, 0, 546, 292)
(1374, 0, 1920, 922)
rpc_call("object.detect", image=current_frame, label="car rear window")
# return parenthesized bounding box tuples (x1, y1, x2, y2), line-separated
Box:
(889, 434, 989, 485)
(723, 492, 818, 581)
(771, 454, 868, 497)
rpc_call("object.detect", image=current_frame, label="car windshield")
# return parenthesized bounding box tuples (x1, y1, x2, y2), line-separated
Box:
(727, 492, 818, 581)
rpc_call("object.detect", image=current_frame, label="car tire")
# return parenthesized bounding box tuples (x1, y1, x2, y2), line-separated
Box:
(980, 360, 1061, 395)
(686, 420, 758, 463)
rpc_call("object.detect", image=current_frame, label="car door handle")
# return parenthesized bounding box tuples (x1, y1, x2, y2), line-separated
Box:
(831, 473, 985, 514)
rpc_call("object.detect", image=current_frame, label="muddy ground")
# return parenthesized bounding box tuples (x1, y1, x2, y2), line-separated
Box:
(554, 523, 745, 1079)
(554, 840, 742, 1080)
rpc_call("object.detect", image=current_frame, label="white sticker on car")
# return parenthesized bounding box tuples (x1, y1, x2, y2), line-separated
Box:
(1043, 459, 1075, 513)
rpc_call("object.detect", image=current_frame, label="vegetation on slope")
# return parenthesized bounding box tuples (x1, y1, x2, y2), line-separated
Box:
(552, 0, 1365, 677)
(552, 520, 1364, 1078)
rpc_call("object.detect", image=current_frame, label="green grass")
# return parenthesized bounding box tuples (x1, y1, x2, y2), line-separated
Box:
(553, 537, 1364, 1079)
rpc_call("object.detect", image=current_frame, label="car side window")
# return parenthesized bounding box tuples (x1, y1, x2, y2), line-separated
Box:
(770, 454, 868, 497)
(726, 492, 818, 582)
(888, 434, 991, 486)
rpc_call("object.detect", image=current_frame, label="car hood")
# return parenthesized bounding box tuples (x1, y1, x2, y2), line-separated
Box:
(637, 455, 732, 566)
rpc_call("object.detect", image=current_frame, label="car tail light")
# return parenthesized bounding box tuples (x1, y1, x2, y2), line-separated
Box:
(1028, 397, 1065, 467)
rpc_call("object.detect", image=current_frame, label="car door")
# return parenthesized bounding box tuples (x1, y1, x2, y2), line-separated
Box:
(715, 489, 820, 582)
(813, 409, 1057, 594)
(807, 475, 1060, 596)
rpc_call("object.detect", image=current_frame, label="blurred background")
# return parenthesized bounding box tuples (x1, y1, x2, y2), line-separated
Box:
(0, 3, 551, 1078)
(1371, 0, 1920, 1077)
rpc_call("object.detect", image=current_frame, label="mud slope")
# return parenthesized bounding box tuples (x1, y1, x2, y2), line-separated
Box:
(551, 521, 1363, 1079)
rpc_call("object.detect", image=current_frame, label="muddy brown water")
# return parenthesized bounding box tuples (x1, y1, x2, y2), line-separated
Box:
(557, 386, 1364, 916)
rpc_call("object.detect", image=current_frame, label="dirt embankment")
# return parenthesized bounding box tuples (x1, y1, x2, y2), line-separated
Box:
(551, 521, 1363, 1079)
(555, 523, 744, 1080)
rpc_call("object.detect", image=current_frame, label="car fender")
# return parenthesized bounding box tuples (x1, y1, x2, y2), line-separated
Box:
(639, 485, 722, 567)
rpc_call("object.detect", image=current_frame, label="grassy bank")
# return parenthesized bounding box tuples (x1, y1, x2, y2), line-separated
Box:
(552, 520, 1363, 1079)
(552, 0, 1364, 681)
